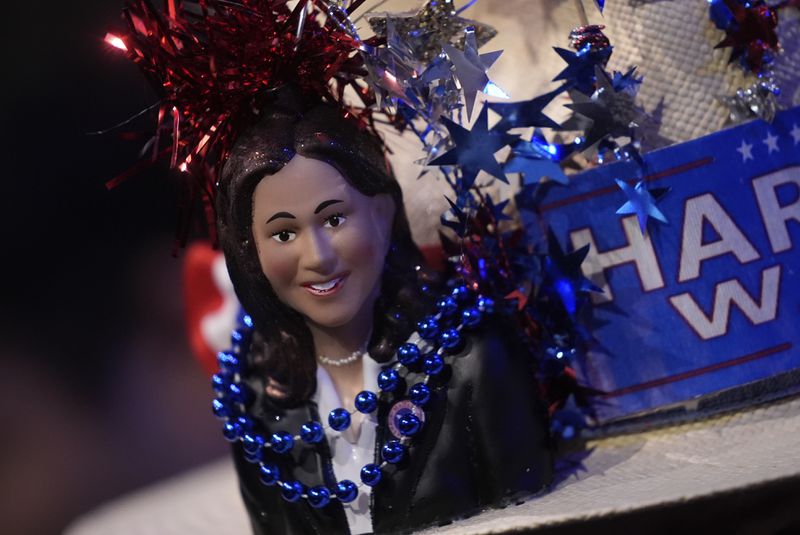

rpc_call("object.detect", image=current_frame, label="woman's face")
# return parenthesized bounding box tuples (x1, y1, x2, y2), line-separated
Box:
(251, 154, 395, 332)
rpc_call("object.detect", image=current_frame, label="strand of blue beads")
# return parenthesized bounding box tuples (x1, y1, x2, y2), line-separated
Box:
(211, 284, 494, 506)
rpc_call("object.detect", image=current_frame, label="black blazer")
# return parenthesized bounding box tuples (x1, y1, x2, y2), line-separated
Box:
(232, 325, 553, 534)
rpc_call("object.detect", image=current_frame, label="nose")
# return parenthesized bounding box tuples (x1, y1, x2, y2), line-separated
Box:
(300, 227, 337, 274)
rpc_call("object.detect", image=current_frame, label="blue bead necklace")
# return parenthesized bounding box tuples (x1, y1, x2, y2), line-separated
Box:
(211, 285, 494, 507)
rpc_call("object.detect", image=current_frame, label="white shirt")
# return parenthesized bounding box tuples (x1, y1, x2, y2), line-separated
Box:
(313, 356, 382, 535)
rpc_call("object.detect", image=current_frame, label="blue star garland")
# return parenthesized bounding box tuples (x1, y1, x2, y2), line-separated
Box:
(544, 228, 602, 317)
(430, 105, 519, 192)
(504, 129, 570, 185)
(487, 85, 565, 131)
(614, 179, 669, 234)
(552, 44, 613, 96)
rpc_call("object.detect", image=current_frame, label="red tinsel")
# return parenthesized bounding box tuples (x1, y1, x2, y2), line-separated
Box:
(715, 0, 780, 74)
(106, 0, 380, 245)
(568, 25, 611, 52)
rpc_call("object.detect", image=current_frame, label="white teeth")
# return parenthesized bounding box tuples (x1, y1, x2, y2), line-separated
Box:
(310, 278, 339, 291)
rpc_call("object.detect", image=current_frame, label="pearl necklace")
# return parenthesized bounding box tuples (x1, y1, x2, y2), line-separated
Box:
(317, 348, 366, 367)
(211, 284, 494, 507)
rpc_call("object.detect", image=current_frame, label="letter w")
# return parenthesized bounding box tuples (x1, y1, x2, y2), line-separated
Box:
(668, 266, 781, 340)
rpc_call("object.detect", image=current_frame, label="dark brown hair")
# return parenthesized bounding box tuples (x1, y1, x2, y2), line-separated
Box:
(216, 89, 431, 406)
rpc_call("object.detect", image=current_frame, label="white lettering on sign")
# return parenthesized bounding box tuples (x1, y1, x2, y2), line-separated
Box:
(678, 193, 760, 282)
(668, 265, 781, 340)
(571, 215, 665, 302)
(753, 166, 800, 254)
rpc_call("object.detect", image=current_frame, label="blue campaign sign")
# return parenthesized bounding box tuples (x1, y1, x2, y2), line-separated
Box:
(541, 106, 800, 422)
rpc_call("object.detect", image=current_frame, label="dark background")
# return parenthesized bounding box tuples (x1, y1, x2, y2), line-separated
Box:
(1, 3, 226, 534)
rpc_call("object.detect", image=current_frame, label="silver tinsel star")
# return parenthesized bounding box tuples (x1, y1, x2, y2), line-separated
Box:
(367, 0, 497, 63)
(443, 27, 506, 120)
(721, 79, 780, 123)
(566, 66, 646, 158)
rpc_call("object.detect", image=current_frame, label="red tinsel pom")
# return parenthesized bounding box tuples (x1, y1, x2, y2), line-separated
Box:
(106, 0, 379, 245)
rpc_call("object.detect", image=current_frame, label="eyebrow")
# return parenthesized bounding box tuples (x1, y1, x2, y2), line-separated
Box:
(266, 211, 296, 223)
(314, 199, 343, 214)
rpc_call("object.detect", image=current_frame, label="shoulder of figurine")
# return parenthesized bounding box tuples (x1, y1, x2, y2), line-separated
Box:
(454, 319, 535, 385)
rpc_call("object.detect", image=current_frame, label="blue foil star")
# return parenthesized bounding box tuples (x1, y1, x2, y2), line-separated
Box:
(504, 129, 570, 185)
(487, 86, 565, 131)
(552, 44, 613, 95)
(545, 228, 602, 317)
(430, 105, 518, 191)
(594, 0, 606, 13)
(615, 179, 669, 234)
(611, 66, 644, 94)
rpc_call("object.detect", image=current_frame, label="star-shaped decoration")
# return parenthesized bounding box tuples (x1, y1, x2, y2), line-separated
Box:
(487, 86, 564, 131)
(544, 228, 602, 317)
(367, 0, 497, 64)
(440, 196, 472, 237)
(714, 0, 779, 74)
(430, 105, 519, 192)
(611, 66, 643, 94)
(763, 131, 780, 153)
(737, 139, 754, 161)
(504, 130, 569, 185)
(565, 67, 646, 155)
(615, 179, 669, 234)
(552, 44, 613, 96)
(790, 124, 800, 145)
(485, 196, 513, 223)
(720, 79, 779, 123)
(443, 27, 506, 120)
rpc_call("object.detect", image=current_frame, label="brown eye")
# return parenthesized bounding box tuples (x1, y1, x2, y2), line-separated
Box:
(324, 213, 346, 229)
(270, 230, 296, 243)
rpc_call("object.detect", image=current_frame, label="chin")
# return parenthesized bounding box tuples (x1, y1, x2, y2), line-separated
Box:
(303, 308, 360, 330)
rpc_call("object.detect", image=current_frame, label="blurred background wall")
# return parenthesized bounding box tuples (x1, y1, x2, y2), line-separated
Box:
(0, 2, 229, 533)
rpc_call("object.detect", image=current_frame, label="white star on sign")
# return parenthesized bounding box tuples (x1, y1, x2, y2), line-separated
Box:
(791, 123, 800, 145)
(763, 131, 779, 154)
(736, 139, 754, 162)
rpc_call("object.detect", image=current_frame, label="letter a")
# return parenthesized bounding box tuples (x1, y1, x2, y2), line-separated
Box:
(669, 265, 781, 340)
(678, 194, 760, 282)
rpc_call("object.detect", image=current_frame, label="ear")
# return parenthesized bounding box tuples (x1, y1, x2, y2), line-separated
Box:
(371, 193, 396, 256)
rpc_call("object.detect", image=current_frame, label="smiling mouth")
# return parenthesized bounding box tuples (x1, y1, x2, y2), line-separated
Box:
(302, 273, 349, 296)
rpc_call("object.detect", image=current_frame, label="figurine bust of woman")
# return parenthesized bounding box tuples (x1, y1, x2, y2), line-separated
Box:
(215, 90, 552, 535)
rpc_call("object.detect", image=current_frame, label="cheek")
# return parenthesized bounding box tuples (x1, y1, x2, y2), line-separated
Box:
(338, 222, 384, 280)
(258, 246, 297, 295)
